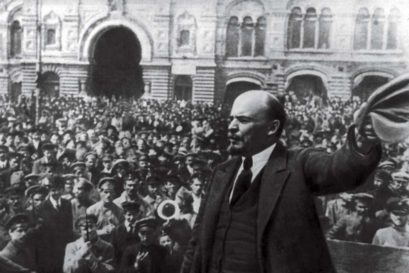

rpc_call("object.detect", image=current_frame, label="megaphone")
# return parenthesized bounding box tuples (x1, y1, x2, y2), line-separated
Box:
(156, 200, 181, 221)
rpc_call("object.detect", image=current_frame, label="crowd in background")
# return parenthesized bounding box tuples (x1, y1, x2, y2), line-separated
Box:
(0, 92, 408, 272)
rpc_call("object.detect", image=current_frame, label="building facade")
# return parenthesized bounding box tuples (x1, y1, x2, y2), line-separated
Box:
(1, 0, 409, 103)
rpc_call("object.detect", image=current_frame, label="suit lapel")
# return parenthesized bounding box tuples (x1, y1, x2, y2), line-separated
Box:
(201, 157, 240, 260)
(257, 143, 290, 245)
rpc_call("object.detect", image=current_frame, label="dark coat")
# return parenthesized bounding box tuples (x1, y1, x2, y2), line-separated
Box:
(182, 129, 382, 273)
(36, 198, 74, 273)
(0, 241, 36, 271)
(111, 224, 140, 266)
(119, 243, 167, 273)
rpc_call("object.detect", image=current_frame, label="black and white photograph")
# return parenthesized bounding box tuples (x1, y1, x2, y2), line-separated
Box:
(0, 0, 409, 272)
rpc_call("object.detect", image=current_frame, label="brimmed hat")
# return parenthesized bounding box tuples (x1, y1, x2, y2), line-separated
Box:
(122, 201, 141, 212)
(392, 171, 409, 182)
(135, 217, 160, 231)
(386, 198, 409, 215)
(97, 177, 116, 189)
(6, 213, 30, 230)
(25, 185, 48, 198)
(75, 214, 98, 229)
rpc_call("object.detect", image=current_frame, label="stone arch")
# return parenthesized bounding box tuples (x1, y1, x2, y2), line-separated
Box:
(41, 64, 63, 77)
(78, 16, 153, 62)
(9, 67, 22, 83)
(225, 0, 265, 21)
(351, 69, 396, 99)
(285, 67, 329, 90)
(226, 71, 266, 86)
(6, 1, 23, 23)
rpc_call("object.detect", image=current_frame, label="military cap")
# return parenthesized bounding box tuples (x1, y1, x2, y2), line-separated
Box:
(146, 175, 161, 186)
(71, 161, 86, 170)
(135, 217, 160, 231)
(352, 193, 374, 204)
(392, 171, 409, 182)
(75, 214, 98, 229)
(24, 173, 41, 181)
(386, 198, 409, 215)
(5, 185, 25, 197)
(47, 175, 65, 189)
(122, 201, 141, 212)
(378, 159, 397, 170)
(17, 144, 33, 154)
(25, 185, 48, 198)
(6, 213, 31, 230)
(82, 151, 97, 161)
(97, 177, 116, 189)
(111, 159, 130, 171)
(41, 143, 56, 151)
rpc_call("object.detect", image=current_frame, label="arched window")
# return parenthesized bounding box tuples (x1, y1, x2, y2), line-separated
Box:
(354, 8, 370, 50)
(287, 7, 302, 49)
(226, 16, 240, 57)
(241, 16, 253, 56)
(371, 8, 385, 49)
(255, 16, 266, 56)
(318, 8, 332, 49)
(387, 8, 399, 49)
(10, 20, 22, 57)
(303, 8, 317, 48)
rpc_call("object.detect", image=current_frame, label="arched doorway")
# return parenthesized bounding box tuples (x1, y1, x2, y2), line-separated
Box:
(224, 81, 261, 107)
(352, 75, 391, 101)
(286, 75, 328, 104)
(41, 72, 60, 97)
(174, 76, 192, 101)
(10, 82, 21, 102)
(89, 27, 143, 98)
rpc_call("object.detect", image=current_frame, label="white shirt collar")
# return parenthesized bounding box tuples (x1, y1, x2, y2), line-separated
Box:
(49, 196, 61, 209)
(246, 143, 276, 167)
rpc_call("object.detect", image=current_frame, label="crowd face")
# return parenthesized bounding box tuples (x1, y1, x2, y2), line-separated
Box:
(354, 201, 370, 216)
(73, 181, 89, 200)
(9, 224, 29, 244)
(124, 180, 138, 198)
(43, 150, 54, 162)
(100, 183, 115, 203)
(49, 186, 63, 201)
(79, 221, 98, 241)
(390, 212, 408, 228)
(138, 227, 157, 246)
(124, 210, 140, 225)
(32, 193, 46, 208)
(190, 178, 203, 196)
(159, 235, 174, 251)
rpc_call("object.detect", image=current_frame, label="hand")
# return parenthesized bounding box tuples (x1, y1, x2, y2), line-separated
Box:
(133, 251, 148, 270)
(79, 241, 92, 258)
(353, 104, 380, 153)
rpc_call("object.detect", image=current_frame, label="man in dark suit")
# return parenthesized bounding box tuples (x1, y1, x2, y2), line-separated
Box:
(111, 201, 142, 266)
(37, 175, 74, 273)
(182, 90, 382, 273)
(32, 143, 61, 175)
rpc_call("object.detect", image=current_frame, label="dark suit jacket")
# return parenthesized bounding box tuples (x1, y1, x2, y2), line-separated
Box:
(182, 128, 382, 273)
(36, 198, 73, 273)
(31, 157, 61, 174)
(119, 243, 167, 273)
(111, 224, 140, 265)
(0, 241, 36, 271)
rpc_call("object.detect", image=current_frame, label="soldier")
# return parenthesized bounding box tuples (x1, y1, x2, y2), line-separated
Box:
(86, 177, 123, 242)
(111, 201, 142, 266)
(119, 217, 167, 273)
(372, 198, 409, 247)
(0, 214, 37, 272)
(63, 214, 115, 273)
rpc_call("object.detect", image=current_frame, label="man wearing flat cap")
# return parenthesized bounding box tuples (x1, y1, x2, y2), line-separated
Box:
(111, 201, 143, 266)
(32, 142, 61, 175)
(372, 198, 409, 247)
(119, 217, 167, 273)
(87, 177, 124, 242)
(182, 91, 382, 273)
(327, 193, 377, 243)
(37, 175, 74, 273)
(63, 214, 115, 273)
(0, 213, 37, 272)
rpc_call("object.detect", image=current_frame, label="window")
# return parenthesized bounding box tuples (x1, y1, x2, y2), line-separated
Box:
(318, 8, 332, 49)
(241, 16, 254, 56)
(255, 16, 266, 56)
(371, 8, 385, 50)
(226, 16, 240, 57)
(287, 7, 331, 50)
(303, 8, 317, 48)
(10, 20, 22, 57)
(287, 7, 302, 49)
(225, 15, 266, 57)
(387, 8, 399, 49)
(353, 8, 370, 50)
(354, 8, 399, 50)
(176, 12, 197, 54)
(46, 28, 56, 45)
(178, 30, 190, 47)
(174, 76, 192, 101)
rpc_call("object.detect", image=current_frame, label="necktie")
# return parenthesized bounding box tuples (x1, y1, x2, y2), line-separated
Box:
(231, 157, 253, 205)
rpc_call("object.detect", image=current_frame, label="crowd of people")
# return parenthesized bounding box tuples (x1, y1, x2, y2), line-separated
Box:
(0, 92, 407, 273)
